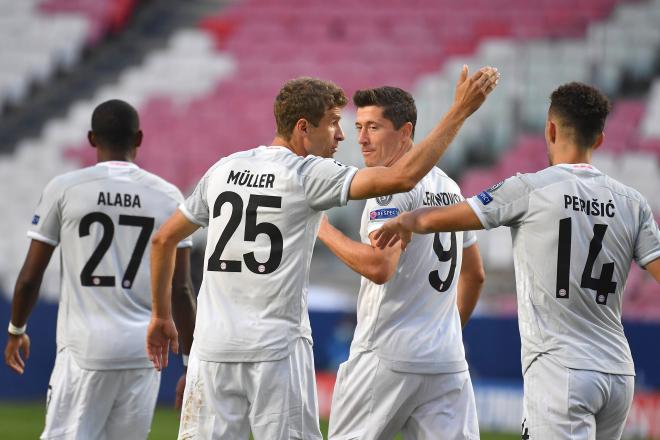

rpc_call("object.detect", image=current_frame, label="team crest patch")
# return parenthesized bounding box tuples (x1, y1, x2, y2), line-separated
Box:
(31, 215, 40, 225)
(369, 208, 400, 220)
(376, 195, 393, 206)
(477, 191, 493, 205)
(486, 180, 505, 193)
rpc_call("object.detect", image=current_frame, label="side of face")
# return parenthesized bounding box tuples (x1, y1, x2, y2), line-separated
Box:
(355, 105, 411, 167)
(301, 106, 345, 158)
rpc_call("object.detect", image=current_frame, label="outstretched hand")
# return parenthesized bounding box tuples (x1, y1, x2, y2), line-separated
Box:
(4, 334, 30, 374)
(373, 215, 414, 251)
(146, 317, 179, 371)
(452, 65, 500, 119)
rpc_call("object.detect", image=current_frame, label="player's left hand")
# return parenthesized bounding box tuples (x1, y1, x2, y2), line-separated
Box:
(374, 215, 413, 250)
(146, 317, 178, 371)
(4, 333, 30, 375)
(175, 372, 186, 410)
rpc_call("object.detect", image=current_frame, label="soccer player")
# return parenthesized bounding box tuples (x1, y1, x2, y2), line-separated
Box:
(318, 86, 485, 439)
(147, 66, 499, 440)
(4, 100, 196, 440)
(375, 82, 660, 439)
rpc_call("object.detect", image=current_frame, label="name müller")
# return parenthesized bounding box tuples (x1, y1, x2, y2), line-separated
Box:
(227, 169, 275, 188)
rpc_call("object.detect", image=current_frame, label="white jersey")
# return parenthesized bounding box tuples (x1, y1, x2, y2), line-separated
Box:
(350, 167, 477, 374)
(467, 163, 660, 376)
(28, 161, 192, 370)
(180, 146, 358, 363)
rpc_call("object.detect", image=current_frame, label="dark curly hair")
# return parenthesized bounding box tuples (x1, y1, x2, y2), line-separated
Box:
(549, 82, 611, 149)
(353, 86, 417, 139)
(274, 77, 347, 140)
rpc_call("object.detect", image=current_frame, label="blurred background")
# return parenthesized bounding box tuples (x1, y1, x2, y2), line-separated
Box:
(0, 0, 659, 438)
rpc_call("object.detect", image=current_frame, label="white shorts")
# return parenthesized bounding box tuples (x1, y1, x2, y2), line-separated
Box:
(522, 354, 634, 440)
(179, 338, 322, 440)
(289, 338, 323, 440)
(41, 347, 160, 440)
(328, 351, 479, 440)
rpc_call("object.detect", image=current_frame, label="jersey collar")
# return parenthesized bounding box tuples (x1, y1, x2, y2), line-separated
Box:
(95, 161, 140, 169)
(556, 163, 602, 175)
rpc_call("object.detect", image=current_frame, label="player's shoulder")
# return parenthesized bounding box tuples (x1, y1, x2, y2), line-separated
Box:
(42, 165, 104, 195)
(600, 173, 649, 206)
(135, 168, 185, 200)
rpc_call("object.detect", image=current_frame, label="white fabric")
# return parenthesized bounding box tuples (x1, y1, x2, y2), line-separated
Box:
(328, 351, 479, 440)
(41, 348, 160, 440)
(351, 167, 474, 374)
(181, 146, 357, 362)
(178, 352, 291, 440)
(289, 338, 323, 440)
(467, 163, 660, 375)
(28, 161, 191, 370)
(522, 354, 634, 440)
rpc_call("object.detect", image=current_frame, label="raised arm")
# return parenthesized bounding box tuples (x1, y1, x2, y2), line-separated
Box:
(348, 66, 499, 200)
(4, 240, 55, 374)
(457, 243, 485, 328)
(147, 210, 199, 370)
(318, 215, 401, 285)
(375, 201, 483, 250)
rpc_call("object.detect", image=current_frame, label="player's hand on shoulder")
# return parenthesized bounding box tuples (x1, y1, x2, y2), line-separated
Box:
(4, 333, 30, 375)
(146, 317, 179, 371)
(452, 65, 500, 118)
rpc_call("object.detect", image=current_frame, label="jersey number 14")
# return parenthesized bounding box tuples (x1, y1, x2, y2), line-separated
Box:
(556, 217, 617, 305)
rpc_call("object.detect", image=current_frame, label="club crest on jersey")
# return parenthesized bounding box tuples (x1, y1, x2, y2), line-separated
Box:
(31, 215, 40, 225)
(477, 191, 493, 205)
(376, 195, 393, 206)
(369, 208, 400, 220)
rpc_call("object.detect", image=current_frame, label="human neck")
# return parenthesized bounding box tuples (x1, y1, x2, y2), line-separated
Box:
(271, 136, 307, 157)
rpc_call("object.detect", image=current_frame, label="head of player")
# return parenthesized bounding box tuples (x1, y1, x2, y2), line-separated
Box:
(273, 77, 347, 158)
(354, 86, 417, 168)
(544, 82, 611, 166)
(88, 99, 143, 162)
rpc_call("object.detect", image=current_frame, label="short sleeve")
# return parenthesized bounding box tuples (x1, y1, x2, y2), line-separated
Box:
(299, 157, 358, 211)
(171, 187, 194, 248)
(634, 199, 660, 267)
(179, 174, 210, 228)
(463, 230, 477, 248)
(466, 175, 533, 230)
(365, 191, 415, 236)
(27, 177, 64, 246)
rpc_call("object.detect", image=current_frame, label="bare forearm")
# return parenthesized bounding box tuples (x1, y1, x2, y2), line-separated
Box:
(151, 240, 178, 319)
(457, 277, 483, 328)
(11, 277, 42, 327)
(406, 202, 483, 234)
(172, 285, 195, 355)
(320, 223, 382, 280)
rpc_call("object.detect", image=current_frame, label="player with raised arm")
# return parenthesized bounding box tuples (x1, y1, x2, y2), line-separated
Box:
(318, 86, 485, 440)
(147, 65, 498, 440)
(3, 100, 196, 440)
(375, 82, 660, 439)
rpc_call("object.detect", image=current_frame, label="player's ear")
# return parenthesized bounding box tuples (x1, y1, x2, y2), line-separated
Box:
(296, 119, 308, 136)
(592, 132, 604, 151)
(88, 131, 97, 147)
(135, 130, 143, 148)
(400, 122, 413, 140)
(546, 119, 557, 144)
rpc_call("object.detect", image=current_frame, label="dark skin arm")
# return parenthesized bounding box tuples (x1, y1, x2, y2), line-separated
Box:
(171, 246, 196, 410)
(4, 240, 55, 374)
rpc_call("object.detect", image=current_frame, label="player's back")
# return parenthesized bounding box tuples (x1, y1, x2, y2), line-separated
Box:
(181, 146, 356, 363)
(500, 163, 659, 375)
(351, 167, 474, 374)
(29, 161, 188, 369)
